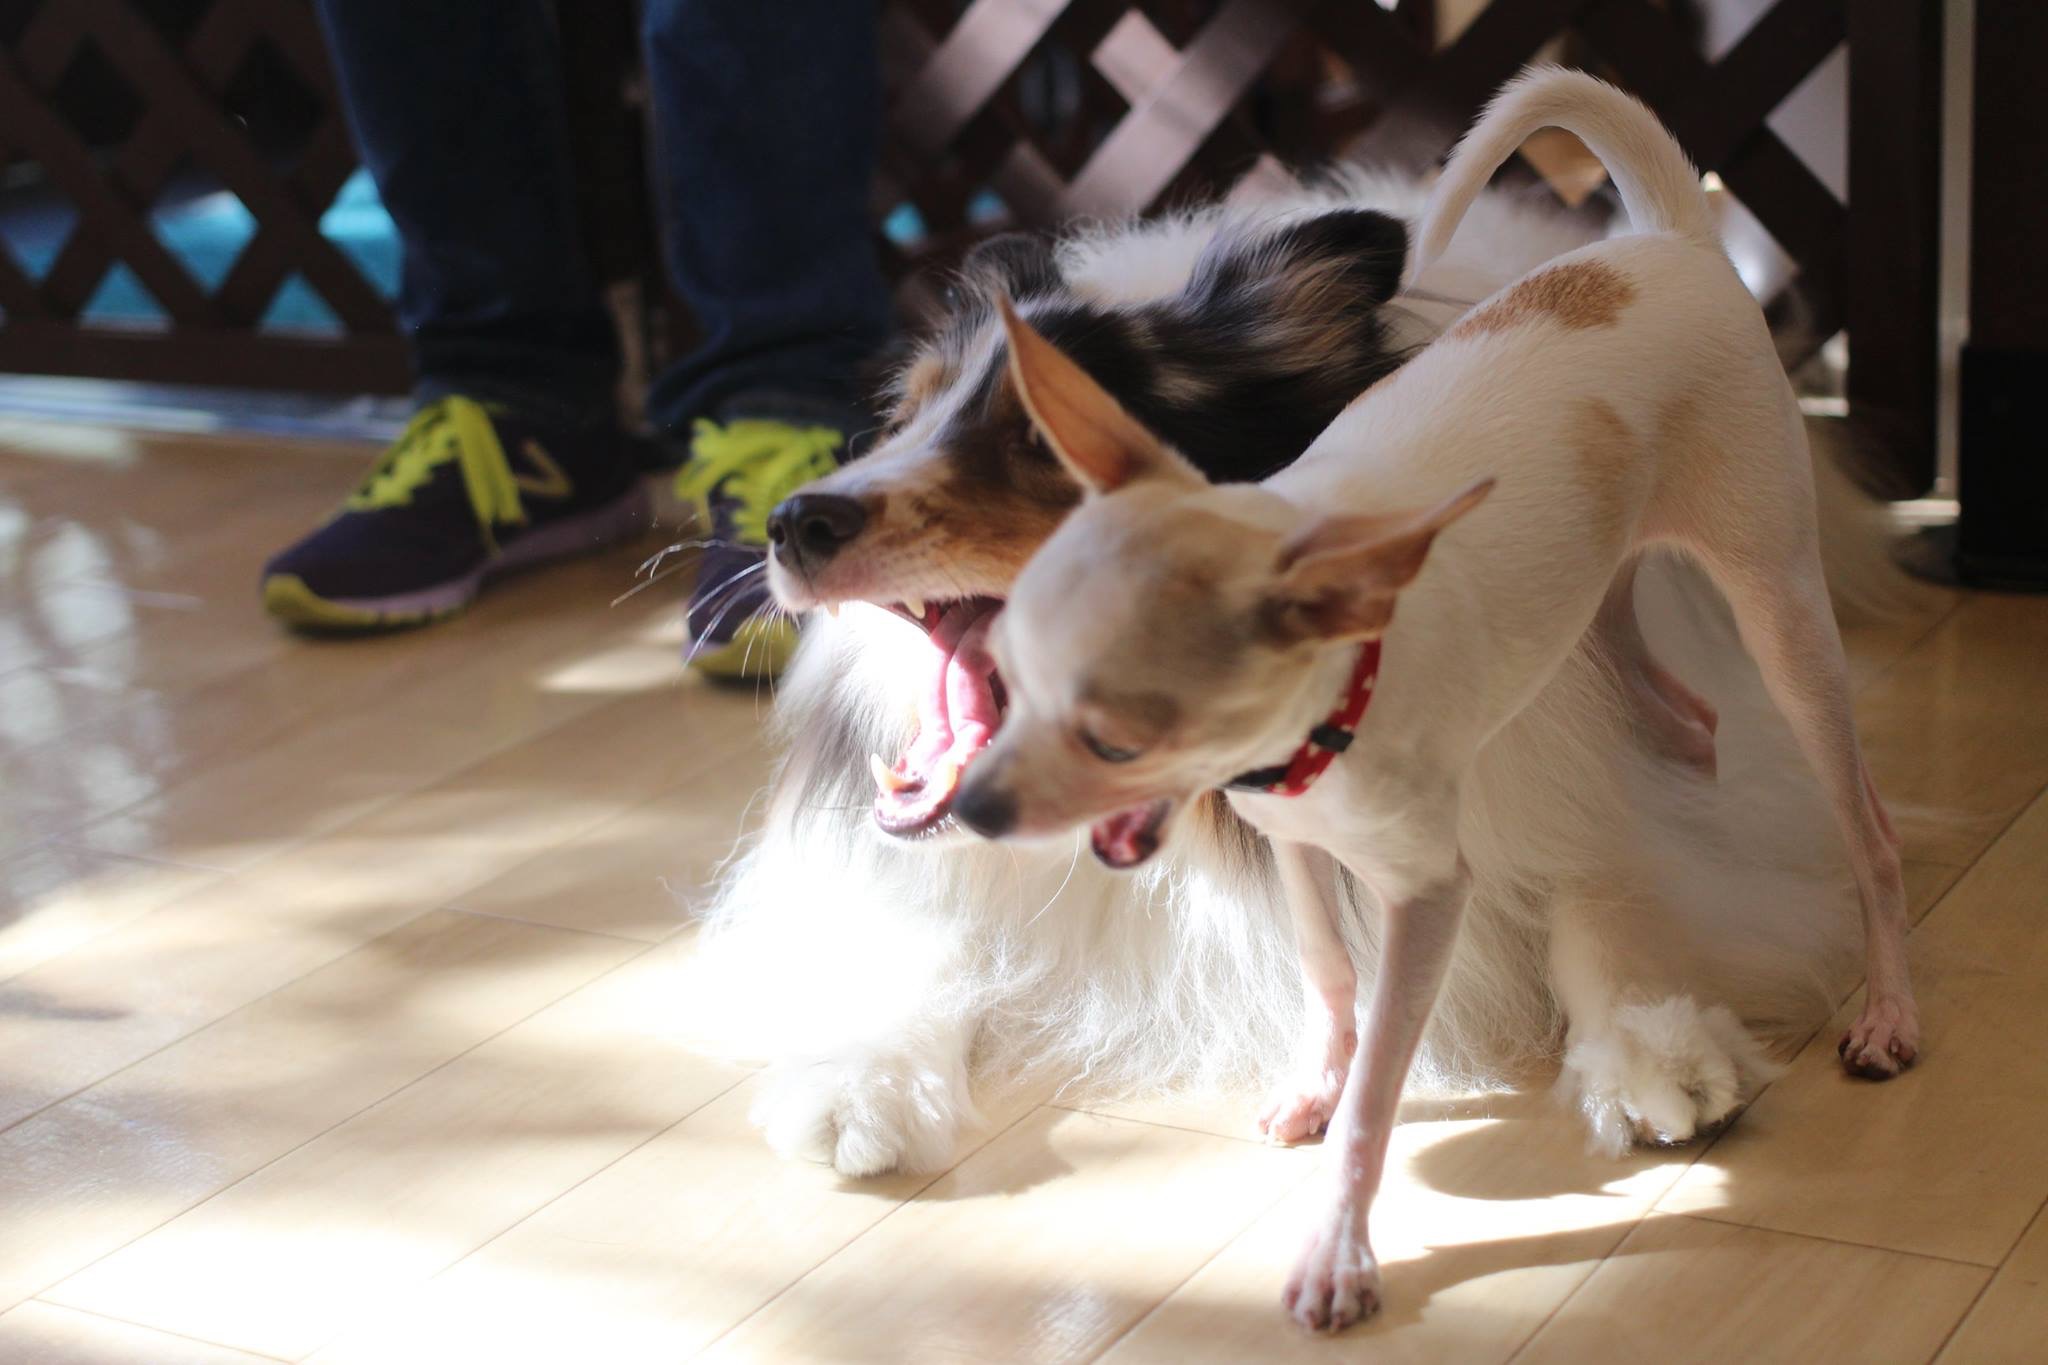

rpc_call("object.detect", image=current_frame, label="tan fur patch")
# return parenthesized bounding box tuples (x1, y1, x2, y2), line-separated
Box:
(1573, 398, 1640, 546)
(871, 469, 1077, 592)
(1450, 261, 1636, 340)
(900, 353, 948, 408)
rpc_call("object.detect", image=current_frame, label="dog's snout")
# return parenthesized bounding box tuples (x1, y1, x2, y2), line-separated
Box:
(767, 493, 867, 572)
(951, 781, 1018, 840)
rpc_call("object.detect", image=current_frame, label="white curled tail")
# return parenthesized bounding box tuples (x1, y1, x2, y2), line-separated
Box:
(1411, 67, 1711, 283)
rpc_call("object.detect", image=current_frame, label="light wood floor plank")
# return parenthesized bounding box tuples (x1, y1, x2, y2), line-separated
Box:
(0, 910, 634, 1311)
(46, 586, 687, 867)
(0, 686, 758, 1127)
(0, 844, 221, 982)
(46, 944, 746, 1361)
(4, 554, 685, 873)
(454, 770, 771, 941)
(701, 1107, 1309, 1365)
(1855, 594, 2048, 865)
(1095, 1090, 1697, 1364)
(1515, 1216, 1986, 1365)
(0, 1300, 275, 1365)
(1658, 787, 2048, 1265)
(1841, 592, 1960, 693)
(1937, 1199, 2048, 1363)
(310, 1074, 1046, 1365)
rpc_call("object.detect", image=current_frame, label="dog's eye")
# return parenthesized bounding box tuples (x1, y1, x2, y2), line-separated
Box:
(1079, 728, 1142, 764)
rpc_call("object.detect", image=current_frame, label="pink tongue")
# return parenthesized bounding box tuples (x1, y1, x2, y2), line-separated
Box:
(1090, 802, 1165, 868)
(876, 600, 1003, 832)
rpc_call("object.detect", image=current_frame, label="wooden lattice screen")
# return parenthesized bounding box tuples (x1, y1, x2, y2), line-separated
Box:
(0, 0, 1942, 489)
(0, 0, 407, 391)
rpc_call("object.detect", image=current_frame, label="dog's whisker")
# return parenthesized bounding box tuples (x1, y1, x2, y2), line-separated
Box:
(611, 557, 702, 607)
(681, 560, 771, 621)
(1020, 831, 1084, 930)
(635, 538, 727, 577)
(685, 577, 775, 667)
(615, 541, 770, 608)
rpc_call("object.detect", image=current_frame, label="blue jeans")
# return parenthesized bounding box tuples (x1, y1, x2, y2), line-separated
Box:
(312, 0, 891, 433)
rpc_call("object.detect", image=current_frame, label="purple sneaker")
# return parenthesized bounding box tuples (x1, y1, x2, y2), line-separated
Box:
(262, 395, 649, 630)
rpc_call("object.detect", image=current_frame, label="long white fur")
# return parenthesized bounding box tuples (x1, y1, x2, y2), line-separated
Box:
(678, 126, 1886, 1179)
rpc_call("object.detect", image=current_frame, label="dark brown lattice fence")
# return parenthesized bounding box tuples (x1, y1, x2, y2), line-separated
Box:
(0, 0, 1942, 488)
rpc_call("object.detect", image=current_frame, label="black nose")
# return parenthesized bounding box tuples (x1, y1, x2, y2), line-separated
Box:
(951, 781, 1018, 839)
(767, 493, 868, 573)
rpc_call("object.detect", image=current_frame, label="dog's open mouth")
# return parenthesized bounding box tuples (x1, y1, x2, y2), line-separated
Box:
(867, 596, 1007, 838)
(1088, 799, 1171, 869)
(859, 597, 1173, 861)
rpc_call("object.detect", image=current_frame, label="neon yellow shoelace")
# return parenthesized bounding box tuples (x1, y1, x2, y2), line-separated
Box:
(675, 419, 845, 543)
(346, 396, 527, 536)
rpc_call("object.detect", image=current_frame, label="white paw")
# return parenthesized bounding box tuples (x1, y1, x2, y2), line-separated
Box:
(1257, 1027, 1355, 1145)
(1257, 1071, 1346, 1146)
(1562, 996, 1780, 1156)
(1838, 994, 1919, 1079)
(1283, 1207, 1382, 1333)
(751, 1044, 976, 1178)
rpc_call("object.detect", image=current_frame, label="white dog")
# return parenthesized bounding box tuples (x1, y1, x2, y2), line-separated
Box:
(958, 69, 1916, 1331)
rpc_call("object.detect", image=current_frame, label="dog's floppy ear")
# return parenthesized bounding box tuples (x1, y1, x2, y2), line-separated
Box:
(1263, 478, 1495, 642)
(996, 295, 1200, 496)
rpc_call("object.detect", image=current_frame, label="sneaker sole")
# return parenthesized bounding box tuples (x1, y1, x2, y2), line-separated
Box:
(264, 484, 652, 632)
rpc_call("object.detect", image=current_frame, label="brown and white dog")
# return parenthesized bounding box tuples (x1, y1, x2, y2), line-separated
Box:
(680, 156, 1885, 1176)
(962, 70, 1914, 1330)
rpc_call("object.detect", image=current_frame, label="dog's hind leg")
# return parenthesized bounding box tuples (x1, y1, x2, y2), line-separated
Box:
(1258, 841, 1359, 1144)
(1714, 561, 1914, 1076)
(1680, 448, 1917, 1078)
(1593, 559, 1719, 778)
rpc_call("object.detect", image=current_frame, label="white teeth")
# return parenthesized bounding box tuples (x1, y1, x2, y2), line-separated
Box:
(822, 602, 840, 618)
(870, 752, 909, 795)
(904, 597, 926, 620)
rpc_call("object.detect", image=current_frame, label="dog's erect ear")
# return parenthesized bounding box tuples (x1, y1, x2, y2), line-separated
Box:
(1263, 478, 1495, 642)
(996, 295, 1200, 496)
(1187, 209, 1409, 318)
(960, 232, 1061, 300)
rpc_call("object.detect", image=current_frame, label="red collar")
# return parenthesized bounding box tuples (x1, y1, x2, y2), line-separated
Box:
(1224, 639, 1382, 797)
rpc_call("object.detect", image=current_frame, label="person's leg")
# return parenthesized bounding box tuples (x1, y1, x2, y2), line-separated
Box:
(637, 0, 893, 678)
(264, 1, 649, 633)
(639, 0, 892, 432)
(313, 0, 619, 417)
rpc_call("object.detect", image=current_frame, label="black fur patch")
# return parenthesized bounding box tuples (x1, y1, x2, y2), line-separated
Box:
(1027, 209, 1412, 483)
(885, 206, 1413, 492)
(1185, 208, 1407, 312)
(959, 231, 1062, 302)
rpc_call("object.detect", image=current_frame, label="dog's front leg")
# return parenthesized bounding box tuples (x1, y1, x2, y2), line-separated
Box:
(1284, 847, 1469, 1332)
(1259, 841, 1358, 1144)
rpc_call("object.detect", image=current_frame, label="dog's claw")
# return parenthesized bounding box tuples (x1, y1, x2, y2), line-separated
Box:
(1837, 994, 1920, 1081)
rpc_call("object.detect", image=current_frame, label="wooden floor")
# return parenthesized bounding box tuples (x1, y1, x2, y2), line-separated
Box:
(3, 422, 2046, 1365)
